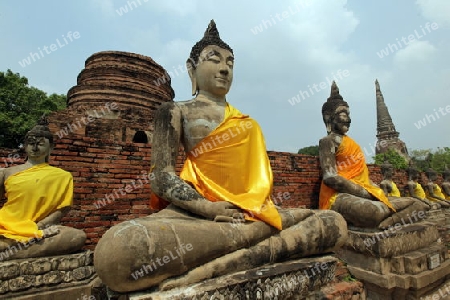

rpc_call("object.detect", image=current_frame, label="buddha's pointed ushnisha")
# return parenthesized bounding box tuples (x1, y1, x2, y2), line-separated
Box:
(189, 20, 233, 65)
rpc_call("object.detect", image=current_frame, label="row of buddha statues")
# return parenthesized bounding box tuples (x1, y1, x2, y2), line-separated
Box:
(0, 20, 445, 293)
(380, 162, 450, 208)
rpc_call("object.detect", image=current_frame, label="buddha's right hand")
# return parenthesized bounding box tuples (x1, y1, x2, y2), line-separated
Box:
(204, 201, 245, 222)
(42, 225, 60, 238)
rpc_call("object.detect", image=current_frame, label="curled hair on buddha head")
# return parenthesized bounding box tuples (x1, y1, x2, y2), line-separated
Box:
(425, 167, 437, 178)
(24, 115, 54, 145)
(381, 158, 393, 174)
(407, 160, 419, 178)
(443, 165, 450, 179)
(321, 81, 348, 134)
(188, 20, 233, 67)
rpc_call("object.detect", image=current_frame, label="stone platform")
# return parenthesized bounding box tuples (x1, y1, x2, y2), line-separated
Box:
(338, 223, 450, 300)
(0, 251, 98, 300)
(110, 256, 338, 300)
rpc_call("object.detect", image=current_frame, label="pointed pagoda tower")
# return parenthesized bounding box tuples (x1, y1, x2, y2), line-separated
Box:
(375, 79, 410, 161)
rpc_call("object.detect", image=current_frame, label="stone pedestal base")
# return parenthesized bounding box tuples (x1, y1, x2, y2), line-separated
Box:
(348, 260, 450, 300)
(0, 251, 98, 300)
(337, 224, 450, 300)
(110, 256, 338, 300)
(344, 223, 439, 257)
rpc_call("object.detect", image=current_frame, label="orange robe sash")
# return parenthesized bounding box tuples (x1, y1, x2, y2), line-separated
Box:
(319, 135, 395, 211)
(151, 103, 282, 230)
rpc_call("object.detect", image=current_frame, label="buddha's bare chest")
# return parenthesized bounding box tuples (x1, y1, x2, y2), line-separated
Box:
(182, 113, 223, 150)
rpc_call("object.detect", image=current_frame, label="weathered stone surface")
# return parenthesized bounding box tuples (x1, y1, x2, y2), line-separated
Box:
(33, 275, 43, 288)
(0, 280, 9, 294)
(63, 271, 73, 283)
(374, 80, 409, 160)
(125, 256, 338, 300)
(338, 242, 447, 276)
(348, 258, 450, 290)
(10, 284, 96, 300)
(0, 251, 96, 299)
(85, 251, 93, 266)
(0, 261, 20, 280)
(336, 249, 391, 275)
(344, 223, 439, 257)
(8, 275, 34, 292)
(57, 257, 82, 271)
(20, 258, 52, 275)
(73, 266, 95, 281)
(42, 271, 64, 285)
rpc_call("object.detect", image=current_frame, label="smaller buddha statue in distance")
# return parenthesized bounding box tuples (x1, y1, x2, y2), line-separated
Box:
(441, 166, 450, 200)
(406, 165, 442, 209)
(379, 160, 401, 197)
(318, 82, 429, 229)
(0, 117, 86, 260)
(425, 167, 449, 207)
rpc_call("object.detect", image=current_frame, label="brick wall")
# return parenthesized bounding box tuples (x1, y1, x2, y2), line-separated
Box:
(0, 141, 428, 249)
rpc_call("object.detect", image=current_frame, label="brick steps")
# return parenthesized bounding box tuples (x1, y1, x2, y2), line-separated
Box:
(305, 260, 366, 300)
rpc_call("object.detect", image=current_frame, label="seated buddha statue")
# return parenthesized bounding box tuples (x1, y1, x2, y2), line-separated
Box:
(0, 117, 86, 260)
(406, 165, 439, 209)
(425, 168, 449, 205)
(94, 20, 347, 293)
(379, 160, 401, 197)
(318, 82, 429, 229)
(441, 166, 450, 200)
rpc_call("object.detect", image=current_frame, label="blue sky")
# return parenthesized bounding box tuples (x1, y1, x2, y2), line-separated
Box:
(1, 0, 449, 159)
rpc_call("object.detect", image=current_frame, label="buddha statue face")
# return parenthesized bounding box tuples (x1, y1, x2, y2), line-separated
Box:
(381, 166, 393, 180)
(24, 135, 52, 162)
(443, 169, 450, 181)
(408, 168, 419, 181)
(188, 45, 234, 97)
(426, 169, 438, 181)
(331, 105, 351, 135)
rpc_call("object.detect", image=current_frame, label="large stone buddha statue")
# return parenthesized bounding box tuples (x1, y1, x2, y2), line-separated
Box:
(318, 82, 429, 229)
(0, 117, 86, 260)
(94, 20, 347, 293)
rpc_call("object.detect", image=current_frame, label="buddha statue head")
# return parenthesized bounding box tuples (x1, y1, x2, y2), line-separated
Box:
(187, 20, 234, 97)
(443, 165, 450, 181)
(381, 160, 394, 180)
(425, 168, 438, 181)
(321, 81, 350, 135)
(407, 164, 420, 181)
(24, 115, 54, 163)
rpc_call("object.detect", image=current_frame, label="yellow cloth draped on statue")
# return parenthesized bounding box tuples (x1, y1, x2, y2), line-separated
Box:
(414, 183, 427, 199)
(388, 181, 401, 197)
(426, 184, 446, 201)
(0, 164, 73, 242)
(319, 135, 395, 211)
(180, 103, 282, 230)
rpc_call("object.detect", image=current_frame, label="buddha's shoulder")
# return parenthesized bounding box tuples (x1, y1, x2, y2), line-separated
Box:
(155, 99, 198, 116)
(319, 134, 343, 146)
(2, 164, 28, 177)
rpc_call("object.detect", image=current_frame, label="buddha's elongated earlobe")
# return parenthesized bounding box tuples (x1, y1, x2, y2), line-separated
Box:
(187, 59, 198, 96)
(326, 122, 332, 135)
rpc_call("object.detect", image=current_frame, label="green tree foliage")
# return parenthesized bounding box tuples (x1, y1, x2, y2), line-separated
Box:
(0, 69, 66, 148)
(408, 148, 450, 172)
(373, 149, 408, 170)
(429, 147, 450, 172)
(298, 145, 319, 156)
(410, 149, 432, 171)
